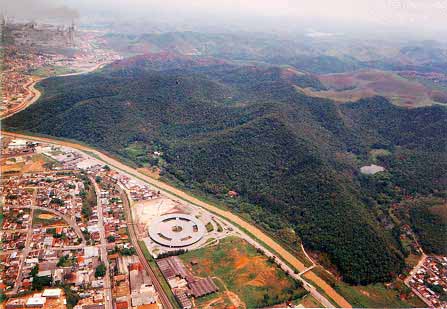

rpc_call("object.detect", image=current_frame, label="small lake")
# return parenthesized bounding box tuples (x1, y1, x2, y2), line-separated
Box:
(360, 164, 385, 175)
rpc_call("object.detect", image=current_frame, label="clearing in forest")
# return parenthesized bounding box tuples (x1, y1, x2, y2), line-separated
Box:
(179, 236, 307, 308)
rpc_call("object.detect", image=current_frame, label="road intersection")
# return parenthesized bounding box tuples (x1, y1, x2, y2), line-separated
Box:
(2, 131, 351, 308)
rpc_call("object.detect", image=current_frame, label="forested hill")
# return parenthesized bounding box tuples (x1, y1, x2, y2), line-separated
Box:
(4, 54, 447, 284)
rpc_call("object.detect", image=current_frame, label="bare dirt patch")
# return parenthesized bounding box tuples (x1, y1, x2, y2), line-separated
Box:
(234, 253, 249, 269)
(1, 154, 52, 175)
(300, 69, 446, 107)
(247, 270, 269, 287)
(137, 167, 160, 179)
(22, 159, 46, 173)
(3, 131, 349, 308)
(181, 237, 306, 308)
(37, 213, 55, 220)
(225, 291, 245, 309)
(359, 290, 371, 297)
(1, 162, 25, 174)
(429, 203, 447, 221)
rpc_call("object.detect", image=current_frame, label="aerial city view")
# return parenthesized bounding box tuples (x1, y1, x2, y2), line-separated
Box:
(0, 1, 446, 308)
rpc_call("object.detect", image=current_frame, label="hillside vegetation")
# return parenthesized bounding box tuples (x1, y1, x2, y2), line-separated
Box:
(4, 53, 447, 284)
(103, 32, 447, 75)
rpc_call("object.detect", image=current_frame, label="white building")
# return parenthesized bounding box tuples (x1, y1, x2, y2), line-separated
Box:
(26, 294, 47, 307)
(42, 288, 62, 298)
(8, 139, 28, 149)
(84, 246, 99, 258)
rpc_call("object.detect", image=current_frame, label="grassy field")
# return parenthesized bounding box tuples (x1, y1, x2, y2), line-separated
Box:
(161, 176, 313, 269)
(24, 154, 58, 172)
(334, 282, 425, 308)
(179, 236, 307, 308)
(32, 209, 65, 227)
(405, 253, 423, 268)
(193, 279, 236, 308)
(311, 267, 425, 308)
(429, 203, 447, 221)
(30, 66, 78, 78)
(213, 219, 223, 232)
(205, 222, 214, 232)
(1, 153, 58, 175)
(369, 149, 391, 162)
(137, 167, 160, 179)
(295, 294, 323, 308)
(124, 143, 149, 165)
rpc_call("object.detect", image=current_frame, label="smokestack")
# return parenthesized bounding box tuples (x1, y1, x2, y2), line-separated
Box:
(1, 2, 79, 24)
(68, 19, 75, 46)
(1, 12, 7, 26)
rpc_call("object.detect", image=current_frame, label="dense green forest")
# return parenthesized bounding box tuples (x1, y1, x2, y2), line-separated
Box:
(4, 54, 447, 284)
(411, 206, 447, 255)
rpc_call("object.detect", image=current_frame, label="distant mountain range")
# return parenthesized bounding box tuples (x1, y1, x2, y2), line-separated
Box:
(103, 31, 447, 74)
(4, 53, 446, 284)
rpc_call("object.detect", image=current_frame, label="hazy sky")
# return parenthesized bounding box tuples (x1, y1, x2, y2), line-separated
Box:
(2, 0, 447, 34)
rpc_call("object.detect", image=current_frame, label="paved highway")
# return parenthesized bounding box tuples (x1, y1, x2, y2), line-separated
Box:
(0, 78, 42, 120)
(404, 253, 431, 307)
(91, 178, 113, 309)
(117, 184, 175, 309)
(2, 131, 351, 308)
(10, 205, 86, 244)
(1, 58, 352, 307)
(12, 190, 36, 294)
(0, 62, 108, 121)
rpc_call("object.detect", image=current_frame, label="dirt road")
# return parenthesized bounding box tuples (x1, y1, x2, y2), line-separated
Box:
(2, 131, 351, 308)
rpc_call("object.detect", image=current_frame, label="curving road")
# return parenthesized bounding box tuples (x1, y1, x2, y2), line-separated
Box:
(0, 78, 42, 120)
(0, 57, 352, 309)
(12, 195, 35, 295)
(2, 131, 351, 308)
(10, 205, 86, 244)
(0, 62, 108, 121)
